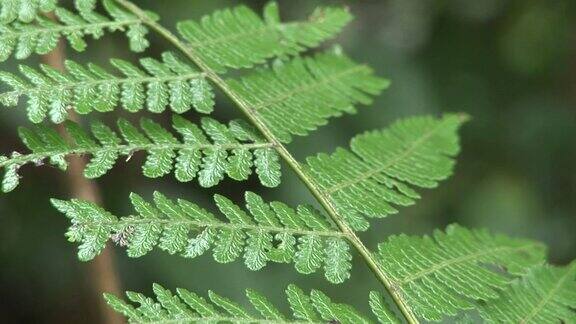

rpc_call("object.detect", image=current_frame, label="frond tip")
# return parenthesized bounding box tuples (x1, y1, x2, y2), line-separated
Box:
(105, 283, 383, 324)
(480, 262, 576, 323)
(376, 224, 546, 322)
(52, 191, 355, 283)
(0, 116, 281, 191)
(306, 114, 467, 231)
(0, 52, 214, 123)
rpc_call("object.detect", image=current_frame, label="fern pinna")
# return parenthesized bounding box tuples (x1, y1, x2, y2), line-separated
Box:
(0, 1, 574, 323)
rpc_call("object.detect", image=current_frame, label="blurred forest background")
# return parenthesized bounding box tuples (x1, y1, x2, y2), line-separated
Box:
(0, 0, 575, 322)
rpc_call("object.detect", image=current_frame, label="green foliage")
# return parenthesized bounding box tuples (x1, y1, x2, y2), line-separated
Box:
(105, 283, 387, 324)
(1, 1, 573, 323)
(228, 51, 389, 143)
(480, 262, 576, 323)
(0, 0, 57, 24)
(177, 2, 352, 73)
(0, 0, 151, 62)
(306, 114, 466, 231)
(52, 191, 357, 283)
(0, 115, 281, 191)
(376, 224, 547, 321)
(369, 291, 401, 324)
(0, 52, 213, 123)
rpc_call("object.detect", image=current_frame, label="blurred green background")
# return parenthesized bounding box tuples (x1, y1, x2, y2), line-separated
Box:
(1, 0, 575, 322)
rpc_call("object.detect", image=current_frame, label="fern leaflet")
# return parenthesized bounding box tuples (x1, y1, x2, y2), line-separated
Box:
(0, 51, 214, 123)
(0, 0, 57, 24)
(176, 2, 352, 73)
(52, 191, 358, 283)
(105, 283, 394, 324)
(479, 262, 576, 323)
(227, 51, 388, 143)
(375, 224, 546, 321)
(306, 114, 466, 231)
(0, 0, 151, 61)
(0, 116, 281, 191)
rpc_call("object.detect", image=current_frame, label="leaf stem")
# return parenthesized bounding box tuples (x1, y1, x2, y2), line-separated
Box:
(77, 217, 348, 239)
(115, 1, 419, 322)
(1, 19, 142, 39)
(0, 142, 275, 168)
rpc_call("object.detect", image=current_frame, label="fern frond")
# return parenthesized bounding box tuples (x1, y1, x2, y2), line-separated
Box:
(0, 116, 281, 191)
(176, 2, 352, 73)
(480, 262, 576, 323)
(227, 51, 389, 143)
(0, 52, 214, 123)
(306, 114, 466, 231)
(375, 224, 546, 322)
(105, 283, 386, 324)
(0, 0, 151, 61)
(52, 191, 358, 283)
(0, 0, 57, 24)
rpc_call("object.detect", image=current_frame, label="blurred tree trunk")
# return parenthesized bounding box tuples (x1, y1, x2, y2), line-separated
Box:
(42, 13, 123, 324)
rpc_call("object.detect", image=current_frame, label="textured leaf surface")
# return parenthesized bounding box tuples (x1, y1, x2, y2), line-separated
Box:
(0, 52, 213, 122)
(54, 191, 354, 283)
(376, 224, 546, 322)
(0, 0, 151, 62)
(0, 0, 57, 24)
(480, 262, 576, 324)
(177, 2, 352, 73)
(369, 291, 400, 324)
(228, 52, 389, 143)
(105, 283, 380, 324)
(306, 114, 467, 231)
(0, 116, 279, 191)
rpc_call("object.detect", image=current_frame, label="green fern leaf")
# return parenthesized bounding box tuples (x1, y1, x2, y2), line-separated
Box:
(228, 51, 389, 143)
(176, 2, 352, 73)
(246, 289, 286, 320)
(105, 283, 381, 324)
(0, 0, 151, 61)
(0, 52, 213, 122)
(375, 224, 546, 322)
(84, 121, 120, 178)
(53, 191, 357, 283)
(324, 237, 352, 284)
(75, 0, 96, 14)
(1, 158, 19, 192)
(479, 262, 576, 323)
(306, 114, 467, 231)
(0, 116, 280, 192)
(294, 234, 324, 275)
(0, 0, 57, 24)
(51, 197, 118, 261)
(369, 291, 401, 324)
(310, 289, 372, 323)
(286, 284, 319, 321)
(140, 118, 178, 178)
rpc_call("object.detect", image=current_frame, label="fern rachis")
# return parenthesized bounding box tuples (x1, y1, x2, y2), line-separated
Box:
(0, 1, 574, 323)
